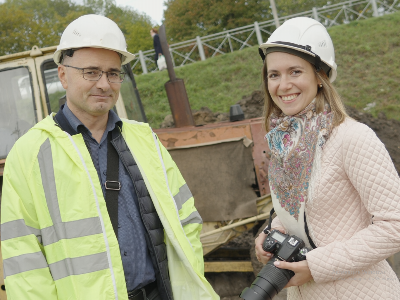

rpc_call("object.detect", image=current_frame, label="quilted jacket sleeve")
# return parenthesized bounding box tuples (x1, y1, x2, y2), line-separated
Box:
(306, 122, 400, 283)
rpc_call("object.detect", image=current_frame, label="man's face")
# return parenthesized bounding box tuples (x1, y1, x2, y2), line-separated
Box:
(58, 48, 122, 118)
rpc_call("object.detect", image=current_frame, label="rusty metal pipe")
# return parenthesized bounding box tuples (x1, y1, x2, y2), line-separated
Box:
(159, 25, 176, 81)
(159, 25, 195, 128)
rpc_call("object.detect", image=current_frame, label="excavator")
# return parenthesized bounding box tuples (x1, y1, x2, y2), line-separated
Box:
(0, 44, 272, 299)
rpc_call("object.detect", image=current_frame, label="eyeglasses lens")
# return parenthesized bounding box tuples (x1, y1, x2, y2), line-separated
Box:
(83, 69, 101, 81)
(108, 72, 125, 83)
(83, 69, 125, 83)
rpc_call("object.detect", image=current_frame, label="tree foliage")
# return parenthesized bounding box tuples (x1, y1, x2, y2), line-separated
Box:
(0, 0, 154, 56)
(163, 0, 342, 43)
(105, 4, 154, 55)
(164, 0, 270, 42)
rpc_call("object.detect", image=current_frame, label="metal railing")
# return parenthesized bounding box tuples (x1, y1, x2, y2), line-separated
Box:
(132, 0, 398, 74)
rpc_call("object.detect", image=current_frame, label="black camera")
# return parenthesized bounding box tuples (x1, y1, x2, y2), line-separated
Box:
(240, 230, 311, 300)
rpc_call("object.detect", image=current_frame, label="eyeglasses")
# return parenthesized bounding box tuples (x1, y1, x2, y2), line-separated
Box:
(63, 65, 126, 83)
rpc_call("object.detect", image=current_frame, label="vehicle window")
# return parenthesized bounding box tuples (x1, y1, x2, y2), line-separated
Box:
(41, 60, 66, 113)
(121, 65, 146, 122)
(0, 67, 37, 159)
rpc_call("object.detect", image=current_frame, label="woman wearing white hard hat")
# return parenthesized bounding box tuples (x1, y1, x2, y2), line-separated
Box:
(254, 17, 400, 299)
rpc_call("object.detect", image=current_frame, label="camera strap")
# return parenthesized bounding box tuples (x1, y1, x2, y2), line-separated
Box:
(263, 208, 317, 249)
(304, 212, 317, 249)
(263, 208, 275, 234)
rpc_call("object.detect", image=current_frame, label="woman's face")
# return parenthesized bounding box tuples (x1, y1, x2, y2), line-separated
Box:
(266, 52, 320, 116)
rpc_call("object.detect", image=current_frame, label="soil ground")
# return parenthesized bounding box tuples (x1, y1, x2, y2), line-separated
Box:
(196, 91, 400, 299)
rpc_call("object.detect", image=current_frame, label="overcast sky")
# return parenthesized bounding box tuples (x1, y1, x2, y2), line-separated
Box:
(113, 0, 166, 25)
(0, 0, 166, 25)
(71, 0, 166, 25)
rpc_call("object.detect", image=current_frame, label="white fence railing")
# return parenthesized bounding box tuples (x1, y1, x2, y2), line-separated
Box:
(132, 0, 398, 74)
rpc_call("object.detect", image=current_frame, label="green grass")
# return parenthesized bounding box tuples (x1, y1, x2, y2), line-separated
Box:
(136, 12, 400, 128)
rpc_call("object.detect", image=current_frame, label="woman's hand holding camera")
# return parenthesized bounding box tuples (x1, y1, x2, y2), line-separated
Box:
(254, 226, 285, 264)
(274, 260, 313, 287)
(255, 226, 313, 287)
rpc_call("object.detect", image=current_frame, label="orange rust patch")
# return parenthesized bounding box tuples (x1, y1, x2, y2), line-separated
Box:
(155, 119, 260, 149)
(166, 138, 178, 148)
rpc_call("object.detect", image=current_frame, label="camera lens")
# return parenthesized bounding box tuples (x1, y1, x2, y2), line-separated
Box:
(240, 260, 293, 300)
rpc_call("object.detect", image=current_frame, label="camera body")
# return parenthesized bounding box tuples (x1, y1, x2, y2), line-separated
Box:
(262, 229, 308, 265)
(240, 230, 311, 300)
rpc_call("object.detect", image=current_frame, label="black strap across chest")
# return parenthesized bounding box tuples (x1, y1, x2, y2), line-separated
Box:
(105, 131, 120, 238)
(54, 107, 121, 238)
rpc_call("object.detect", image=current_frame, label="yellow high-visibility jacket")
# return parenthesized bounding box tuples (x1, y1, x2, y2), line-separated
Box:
(1, 115, 219, 300)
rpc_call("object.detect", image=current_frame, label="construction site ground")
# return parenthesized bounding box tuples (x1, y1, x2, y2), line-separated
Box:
(178, 90, 400, 299)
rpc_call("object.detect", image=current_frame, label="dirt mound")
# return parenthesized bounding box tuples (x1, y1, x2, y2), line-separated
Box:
(160, 107, 229, 128)
(159, 90, 264, 128)
(237, 90, 264, 119)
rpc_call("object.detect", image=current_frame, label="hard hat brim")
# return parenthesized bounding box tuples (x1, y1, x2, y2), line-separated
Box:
(260, 42, 318, 58)
(53, 45, 136, 66)
(260, 42, 337, 82)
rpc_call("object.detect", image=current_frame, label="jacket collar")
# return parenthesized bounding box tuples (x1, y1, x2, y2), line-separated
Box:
(54, 104, 123, 137)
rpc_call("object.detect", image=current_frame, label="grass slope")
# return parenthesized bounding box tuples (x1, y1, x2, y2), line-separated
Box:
(136, 12, 400, 128)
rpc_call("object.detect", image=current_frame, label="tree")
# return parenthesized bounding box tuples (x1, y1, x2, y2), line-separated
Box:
(0, 0, 154, 56)
(164, 0, 270, 43)
(0, 0, 92, 55)
(105, 4, 154, 54)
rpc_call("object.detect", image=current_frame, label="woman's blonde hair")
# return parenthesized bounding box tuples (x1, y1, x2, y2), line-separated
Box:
(262, 61, 348, 132)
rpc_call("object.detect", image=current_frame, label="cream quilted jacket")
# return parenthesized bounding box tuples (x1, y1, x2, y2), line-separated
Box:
(271, 118, 400, 300)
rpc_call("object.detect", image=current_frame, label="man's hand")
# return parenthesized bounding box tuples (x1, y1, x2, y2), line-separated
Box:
(274, 260, 313, 287)
(254, 226, 286, 264)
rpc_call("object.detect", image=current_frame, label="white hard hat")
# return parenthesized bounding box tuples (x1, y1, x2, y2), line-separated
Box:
(53, 14, 135, 66)
(259, 17, 337, 82)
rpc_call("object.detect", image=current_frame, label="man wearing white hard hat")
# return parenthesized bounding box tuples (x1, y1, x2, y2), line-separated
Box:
(250, 17, 400, 300)
(1, 14, 218, 300)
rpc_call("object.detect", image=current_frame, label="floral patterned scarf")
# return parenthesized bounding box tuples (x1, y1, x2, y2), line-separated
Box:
(265, 100, 334, 221)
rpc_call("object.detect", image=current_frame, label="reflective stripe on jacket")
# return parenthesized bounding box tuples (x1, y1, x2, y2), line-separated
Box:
(1, 115, 218, 300)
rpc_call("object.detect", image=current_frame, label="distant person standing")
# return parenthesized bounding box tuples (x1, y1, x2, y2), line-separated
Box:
(150, 28, 163, 62)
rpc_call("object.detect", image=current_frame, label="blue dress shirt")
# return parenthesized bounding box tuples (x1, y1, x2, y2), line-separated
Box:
(62, 104, 156, 291)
